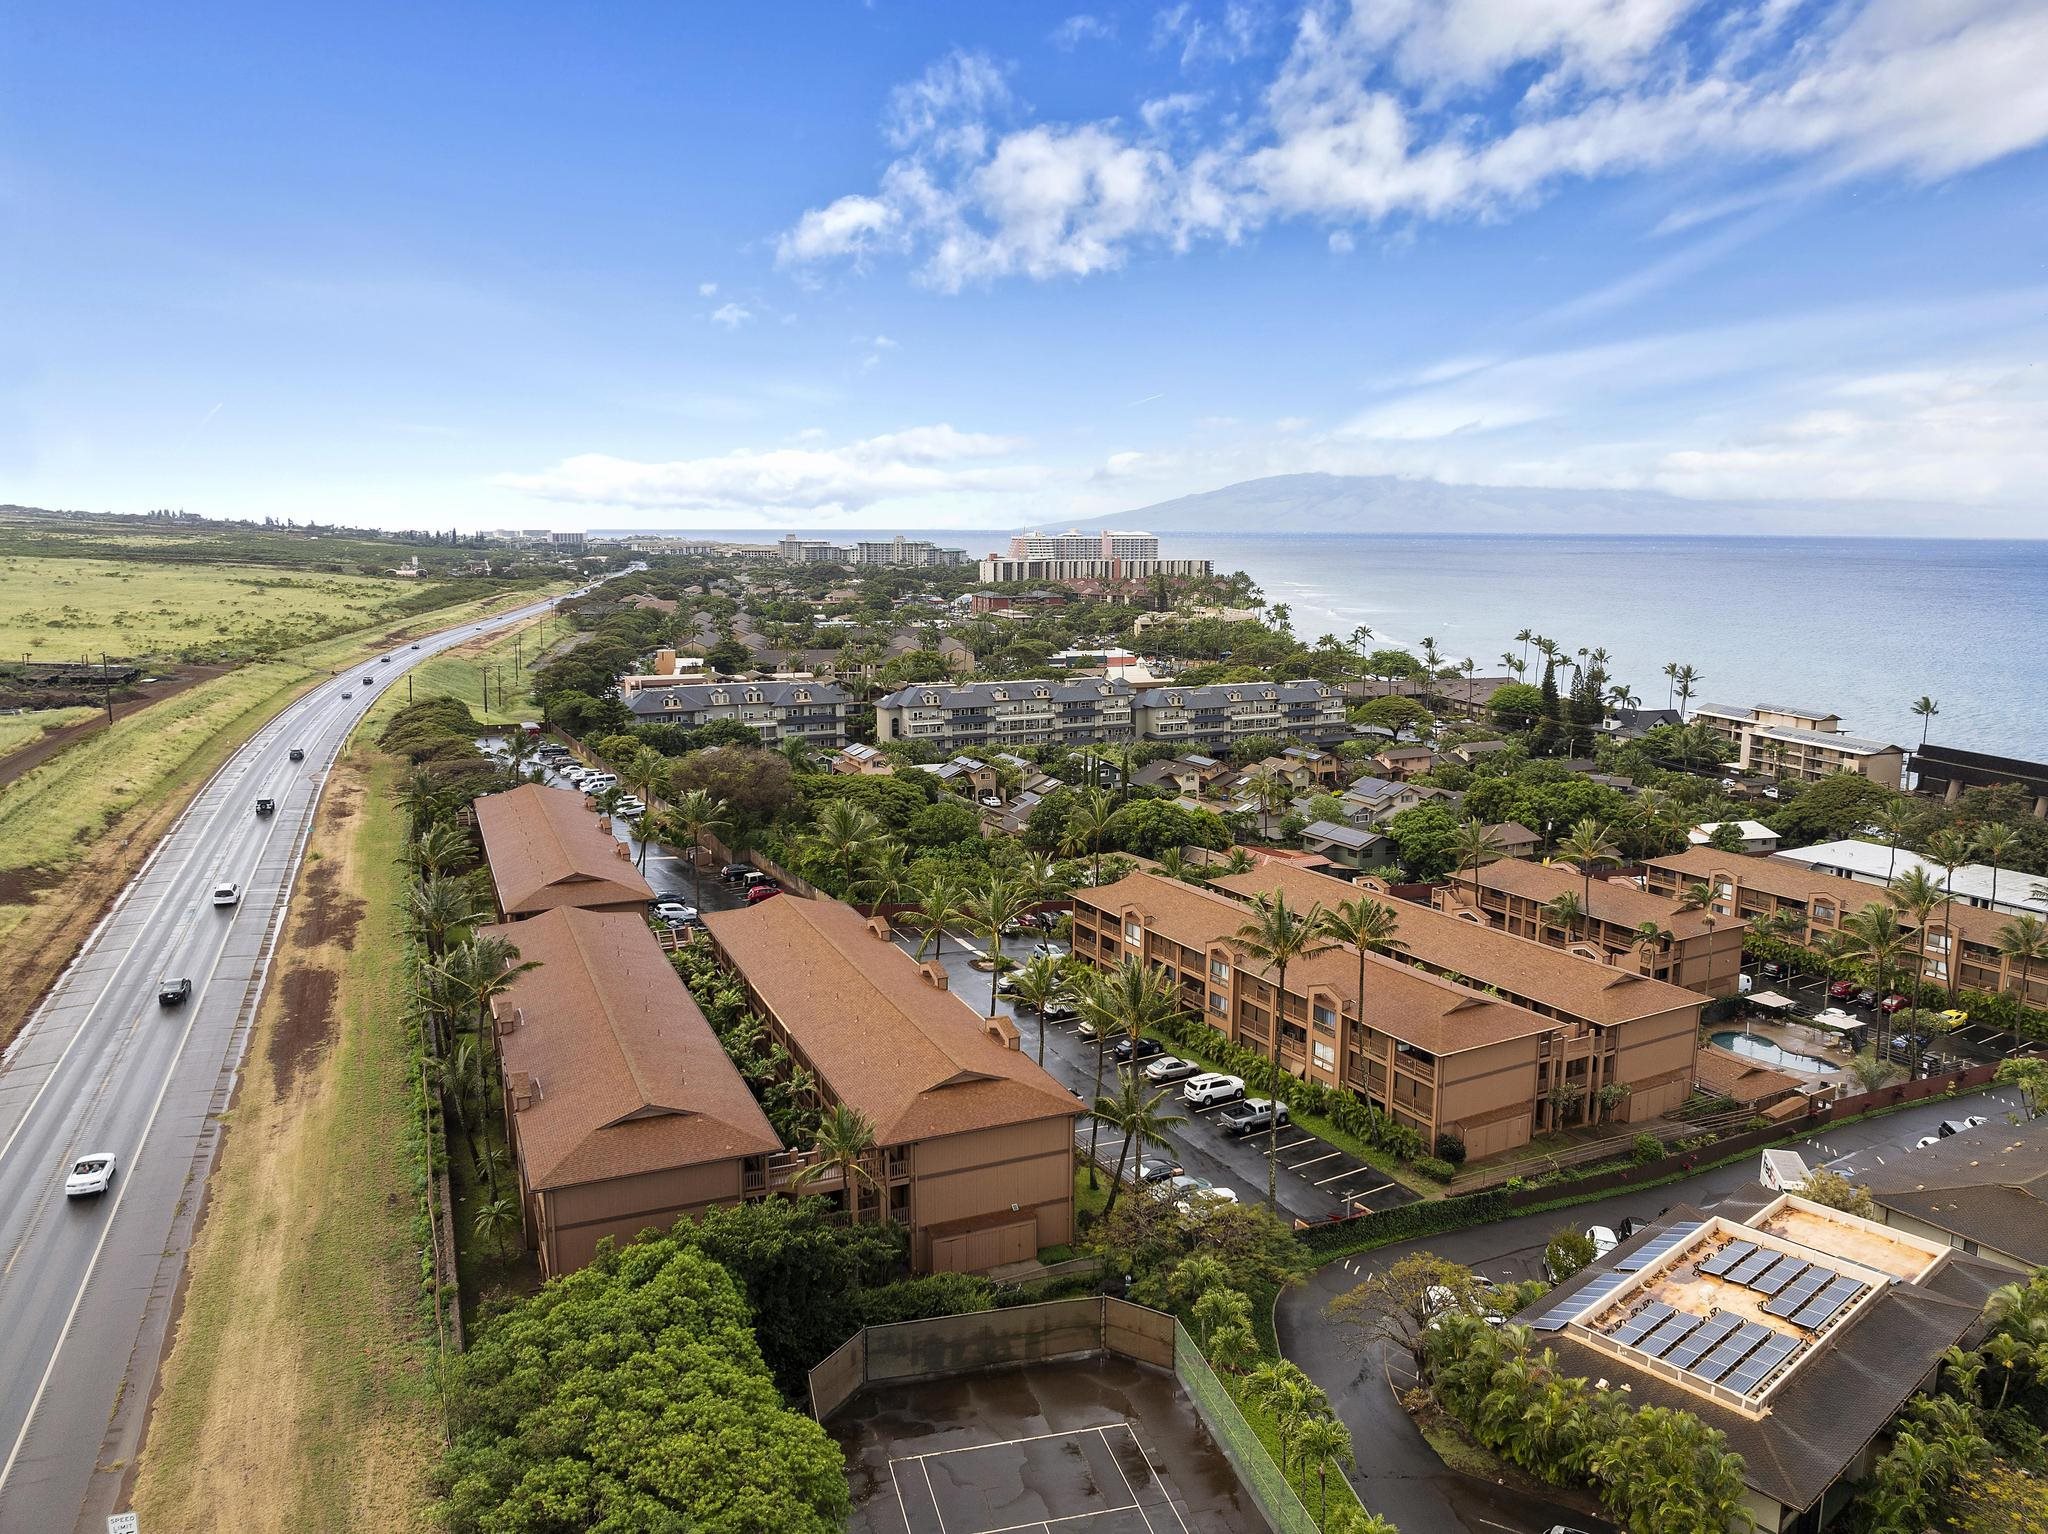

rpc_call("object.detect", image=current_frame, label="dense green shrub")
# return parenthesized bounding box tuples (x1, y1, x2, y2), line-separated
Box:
(1413, 1156, 1457, 1183)
(1434, 1131, 1467, 1165)
(1630, 1133, 1664, 1165)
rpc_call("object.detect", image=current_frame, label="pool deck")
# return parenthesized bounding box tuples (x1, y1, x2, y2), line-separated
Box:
(1710, 1020, 1854, 1088)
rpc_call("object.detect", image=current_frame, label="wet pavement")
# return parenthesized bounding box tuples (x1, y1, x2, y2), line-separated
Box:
(832, 1356, 1271, 1534)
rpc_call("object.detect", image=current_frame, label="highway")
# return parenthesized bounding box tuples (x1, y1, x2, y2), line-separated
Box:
(0, 590, 571, 1533)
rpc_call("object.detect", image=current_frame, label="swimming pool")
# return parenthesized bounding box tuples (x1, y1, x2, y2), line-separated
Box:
(1709, 1030, 1834, 1075)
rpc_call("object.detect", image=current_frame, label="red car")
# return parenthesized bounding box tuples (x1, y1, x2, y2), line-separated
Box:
(1879, 993, 1908, 1015)
(745, 884, 782, 905)
(1828, 980, 1858, 1002)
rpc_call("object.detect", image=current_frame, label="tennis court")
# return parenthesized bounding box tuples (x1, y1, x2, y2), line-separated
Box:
(836, 1356, 1269, 1534)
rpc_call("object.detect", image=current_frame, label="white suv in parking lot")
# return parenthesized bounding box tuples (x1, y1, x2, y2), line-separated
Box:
(1181, 1072, 1245, 1107)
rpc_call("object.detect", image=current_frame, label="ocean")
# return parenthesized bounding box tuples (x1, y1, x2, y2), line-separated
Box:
(607, 528, 2048, 762)
(1192, 534, 2048, 763)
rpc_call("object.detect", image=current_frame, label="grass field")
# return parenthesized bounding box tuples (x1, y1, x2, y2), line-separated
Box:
(0, 705, 96, 760)
(0, 554, 473, 664)
(361, 609, 563, 731)
(131, 747, 440, 1534)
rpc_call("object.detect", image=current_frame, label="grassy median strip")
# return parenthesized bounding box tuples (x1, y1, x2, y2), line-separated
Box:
(131, 746, 440, 1534)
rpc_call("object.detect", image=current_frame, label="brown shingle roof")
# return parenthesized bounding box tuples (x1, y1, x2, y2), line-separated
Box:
(701, 897, 1079, 1143)
(1468, 856, 1719, 938)
(485, 909, 780, 1190)
(1693, 1042, 1805, 1104)
(1082, 870, 1557, 1056)
(1646, 847, 2017, 949)
(1204, 862, 1703, 1028)
(1857, 1119, 2048, 1265)
(475, 784, 655, 916)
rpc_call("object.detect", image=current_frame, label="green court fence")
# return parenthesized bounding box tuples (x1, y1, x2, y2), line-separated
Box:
(1173, 1321, 1318, 1534)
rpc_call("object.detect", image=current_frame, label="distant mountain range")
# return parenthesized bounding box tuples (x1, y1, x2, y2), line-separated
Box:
(1076, 473, 1993, 538)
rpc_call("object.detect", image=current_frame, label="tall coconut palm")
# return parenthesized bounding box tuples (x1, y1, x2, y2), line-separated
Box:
(1911, 695, 1940, 745)
(1996, 914, 2047, 1012)
(619, 747, 671, 869)
(905, 870, 968, 962)
(1062, 787, 1119, 884)
(1314, 897, 1402, 1055)
(407, 874, 484, 965)
(1542, 890, 1584, 947)
(1661, 661, 1679, 710)
(1295, 1413, 1355, 1527)
(432, 934, 538, 1195)
(1671, 663, 1701, 720)
(1631, 920, 1673, 975)
(788, 1103, 882, 1223)
(662, 787, 730, 910)
(1232, 893, 1331, 1212)
(1073, 959, 1181, 1190)
(1870, 797, 1915, 886)
(965, 871, 1033, 1017)
(1094, 1077, 1187, 1215)
(1889, 867, 1946, 997)
(1005, 952, 1071, 1069)
(1974, 823, 2019, 914)
(1447, 818, 1506, 903)
(1924, 828, 1973, 997)
(408, 821, 473, 880)
(1245, 764, 1291, 838)
(850, 838, 911, 909)
(1842, 901, 1913, 1003)
(801, 800, 886, 896)
(1551, 817, 1621, 916)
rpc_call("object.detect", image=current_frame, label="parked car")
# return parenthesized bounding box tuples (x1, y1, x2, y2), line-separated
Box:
(211, 882, 240, 907)
(1167, 1175, 1238, 1209)
(1075, 1017, 1101, 1041)
(745, 884, 782, 905)
(979, 794, 1002, 808)
(1039, 1000, 1079, 1024)
(1182, 1073, 1246, 1107)
(651, 901, 698, 925)
(65, 1153, 117, 1198)
(1828, 980, 1858, 1002)
(1914, 1134, 1943, 1151)
(1144, 1055, 1201, 1083)
(1760, 960, 1788, 980)
(1134, 1154, 1183, 1183)
(1030, 941, 1069, 961)
(1939, 1116, 1988, 1137)
(1853, 988, 1879, 1009)
(1937, 1008, 1970, 1027)
(1879, 993, 1908, 1015)
(1218, 1098, 1289, 1136)
(614, 795, 646, 815)
(1113, 1036, 1165, 1064)
(1586, 1225, 1620, 1261)
(158, 977, 192, 1006)
(719, 863, 753, 883)
(288, 747, 304, 762)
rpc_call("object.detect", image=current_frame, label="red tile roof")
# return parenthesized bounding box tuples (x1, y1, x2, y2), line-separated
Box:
(475, 783, 655, 916)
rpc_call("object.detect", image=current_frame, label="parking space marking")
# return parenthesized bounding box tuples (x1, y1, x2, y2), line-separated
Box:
(1339, 1178, 1393, 1198)
(1315, 1166, 1368, 1188)
(1287, 1150, 1342, 1173)
(1273, 1134, 1316, 1153)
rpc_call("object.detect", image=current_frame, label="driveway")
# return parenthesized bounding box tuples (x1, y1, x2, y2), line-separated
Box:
(1277, 1084, 2026, 1534)
(905, 924, 1418, 1224)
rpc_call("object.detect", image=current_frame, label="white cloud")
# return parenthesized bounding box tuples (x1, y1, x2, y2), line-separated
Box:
(779, 1, 2048, 287)
(1153, 2, 1265, 70)
(1051, 14, 1116, 49)
(1326, 228, 1354, 252)
(709, 301, 753, 329)
(697, 280, 719, 296)
(1141, 92, 1207, 131)
(499, 424, 1042, 514)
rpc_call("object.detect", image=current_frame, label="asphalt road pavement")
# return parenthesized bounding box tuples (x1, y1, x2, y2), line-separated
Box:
(0, 588, 579, 1534)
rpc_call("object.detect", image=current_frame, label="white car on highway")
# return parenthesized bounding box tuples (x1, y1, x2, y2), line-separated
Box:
(65, 1154, 117, 1198)
(1181, 1072, 1246, 1107)
(211, 882, 240, 907)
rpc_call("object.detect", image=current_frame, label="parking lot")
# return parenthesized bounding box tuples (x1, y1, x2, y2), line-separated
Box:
(1739, 956, 2018, 1069)
(905, 923, 1418, 1224)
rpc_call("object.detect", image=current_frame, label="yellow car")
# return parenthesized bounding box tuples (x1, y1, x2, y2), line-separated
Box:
(1937, 1009, 1969, 1027)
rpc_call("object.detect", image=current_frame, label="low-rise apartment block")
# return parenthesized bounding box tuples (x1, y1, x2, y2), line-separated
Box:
(1131, 680, 1348, 750)
(623, 678, 850, 747)
(702, 896, 1081, 1271)
(1070, 861, 1702, 1159)
(1641, 847, 2048, 1009)
(1435, 857, 1746, 996)
(486, 908, 782, 1274)
(874, 678, 1136, 751)
(1691, 702, 1905, 790)
(475, 783, 654, 919)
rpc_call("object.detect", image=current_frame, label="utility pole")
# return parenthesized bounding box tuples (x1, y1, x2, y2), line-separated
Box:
(480, 665, 490, 713)
(407, 673, 413, 705)
(100, 651, 113, 727)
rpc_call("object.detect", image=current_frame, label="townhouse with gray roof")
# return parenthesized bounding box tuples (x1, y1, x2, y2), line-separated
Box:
(874, 678, 1136, 751)
(625, 678, 850, 746)
(1131, 679, 1348, 750)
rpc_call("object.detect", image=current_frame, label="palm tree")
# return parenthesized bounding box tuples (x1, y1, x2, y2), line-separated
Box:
(619, 747, 670, 869)
(1974, 823, 2018, 914)
(1232, 893, 1331, 1212)
(664, 788, 730, 909)
(1924, 828, 1973, 997)
(801, 800, 886, 897)
(1061, 787, 1119, 884)
(1996, 915, 2047, 1012)
(1630, 920, 1673, 975)
(851, 839, 912, 909)
(1095, 1077, 1187, 1215)
(777, 735, 816, 773)
(1541, 890, 1584, 946)
(1889, 867, 1946, 998)
(965, 871, 1033, 1017)
(407, 874, 484, 965)
(1911, 695, 1940, 745)
(1671, 663, 1701, 720)
(1515, 627, 1534, 671)
(1447, 818, 1505, 903)
(408, 821, 472, 880)
(1006, 953, 1071, 1069)
(1073, 959, 1181, 1190)
(1870, 797, 1915, 886)
(1551, 816, 1621, 915)
(1661, 660, 1679, 711)
(471, 1193, 523, 1258)
(905, 871, 968, 962)
(432, 934, 538, 1195)
(1314, 897, 1402, 1054)
(1842, 900, 1913, 1004)
(1294, 1414, 1354, 1529)
(788, 1103, 883, 1223)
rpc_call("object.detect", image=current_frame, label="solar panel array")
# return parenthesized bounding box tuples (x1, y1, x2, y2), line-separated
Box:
(1609, 1302, 1674, 1346)
(1529, 1271, 1629, 1332)
(1692, 1321, 1773, 1383)
(1638, 1310, 1704, 1359)
(1725, 1248, 1780, 1286)
(1725, 1331, 1802, 1395)
(1664, 1311, 1742, 1370)
(1614, 1220, 1703, 1272)
(1763, 1265, 1834, 1319)
(1792, 1274, 1863, 1331)
(1697, 1240, 1756, 1277)
(1751, 1255, 1809, 1297)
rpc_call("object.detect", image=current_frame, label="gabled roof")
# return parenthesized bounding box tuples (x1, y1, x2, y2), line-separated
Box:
(624, 679, 848, 715)
(1301, 820, 1384, 851)
(1466, 857, 1721, 939)
(475, 784, 655, 916)
(1858, 1119, 2048, 1265)
(486, 909, 781, 1190)
(702, 897, 1079, 1143)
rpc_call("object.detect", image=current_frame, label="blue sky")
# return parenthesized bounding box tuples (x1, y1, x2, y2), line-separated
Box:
(5, 1, 2048, 534)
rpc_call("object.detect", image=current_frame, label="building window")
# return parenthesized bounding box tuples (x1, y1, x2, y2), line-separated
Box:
(1312, 1003, 1337, 1031)
(1209, 992, 1226, 1014)
(1312, 1041, 1335, 1070)
(1210, 956, 1228, 981)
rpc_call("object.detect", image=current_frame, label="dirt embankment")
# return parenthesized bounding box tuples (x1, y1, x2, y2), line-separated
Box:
(0, 665, 235, 791)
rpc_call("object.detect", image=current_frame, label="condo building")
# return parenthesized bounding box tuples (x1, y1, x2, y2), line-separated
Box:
(1131, 680, 1349, 749)
(623, 678, 850, 746)
(1690, 702, 1905, 790)
(1007, 529, 1161, 560)
(874, 678, 1136, 750)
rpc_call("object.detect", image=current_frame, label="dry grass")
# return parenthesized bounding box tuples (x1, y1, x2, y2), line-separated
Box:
(361, 609, 561, 731)
(130, 748, 440, 1534)
(0, 704, 96, 760)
